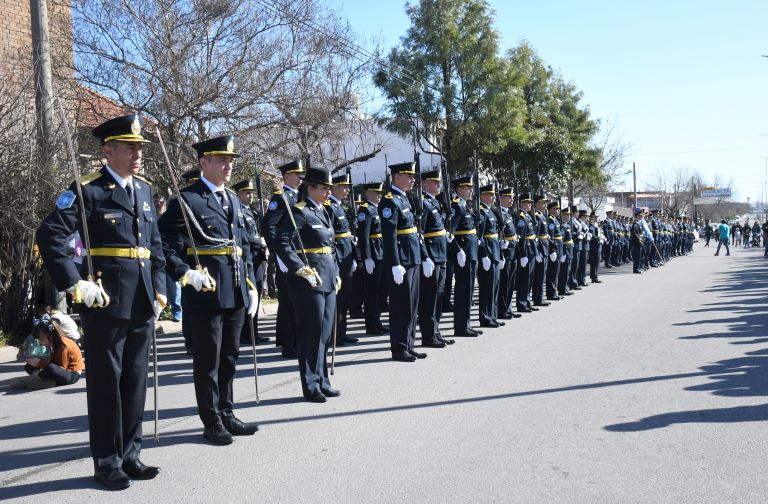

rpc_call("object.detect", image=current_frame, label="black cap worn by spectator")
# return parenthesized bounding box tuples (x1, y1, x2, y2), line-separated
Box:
(92, 115, 151, 144)
(191, 136, 241, 159)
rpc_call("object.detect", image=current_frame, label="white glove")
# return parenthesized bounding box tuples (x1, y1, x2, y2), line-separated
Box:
(276, 255, 288, 273)
(184, 268, 214, 292)
(500, 240, 509, 250)
(578, 234, 584, 240)
(560, 254, 567, 263)
(457, 249, 466, 268)
(364, 258, 375, 274)
(481, 256, 491, 271)
(520, 256, 529, 267)
(422, 258, 435, 278)
(392, 265, 406, 285)
(351, 259, 357, 272)
(549, 252, 557, 262)
(153, 301, 163, 319)
(69, 280, 108, 308)
(248, 290, 259, 317)
(535, 254, 543, 263)
(258, 237, 266, 247)
(586, 233, 593, 240)
(499, 259, 506, 269)
(446, 232, 455, 243)
(295, 266, 319, 287)
(335, 276, 342, 293)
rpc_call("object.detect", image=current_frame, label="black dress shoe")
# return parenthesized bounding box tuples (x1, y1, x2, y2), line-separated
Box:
(437, 335, 456, 345)
(122, 460, 161, 480)
(321, 387, 341, 397)
(517, 307, 532, 313)
(305, 390, 328, 403)
(203, 423, 234, 445)
(407, 348, 428, 359)
(509, 312, 522, 318)
(340, 335, 359, 344)
(422, 339, 446, 348)
(480, 322, 500, 328)
(94, 468, 132, 490)
(561, 291, 574, 296)
(492, 320, 506, 326)
(256, 336, 270, 344)
(572, 286, 582, 290)
(222, 415, 259, 436)
(392, 352, 417, 362)
(529, 306, 540, 311)
(498, 313, 513, 319)
(468, 327, 484, 335)
(592, 279, 602, 283)
(547, 296, 562, 301)
(534, 302, 550, 307)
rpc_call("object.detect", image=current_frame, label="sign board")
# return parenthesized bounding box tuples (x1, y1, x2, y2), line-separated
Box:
(694, 197, 719, 205)
(700, 188, 731, 198)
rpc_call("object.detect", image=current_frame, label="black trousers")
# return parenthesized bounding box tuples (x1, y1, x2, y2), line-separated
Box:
(632, 243, 643, 272)
(364, 260, 384, 331)
(275, 271, 296, 352)
(442, 261, 454, 309)
(287, 276, 335, 395)
(569, 248, 581, 289)
(497, 253, 517, 316)
(532, 254, 547, 304)
(604, 244, 613, 266)
(589, 249, 600, 281)
(454, 260, 477, 331)
(80, 307, 152, 472)
(390, 265, 419, 353)
(419, 262, 446, 342)
(349, 264, 365, 315)
(558, 248, 572, 294)
(546, 256, 560, 298)
(187, 306, 244, 427)
(335, 260, 356, 339)
(515, 256, 534, 310)
(478, 260, 500, 324)
(578, 250, 588, 285)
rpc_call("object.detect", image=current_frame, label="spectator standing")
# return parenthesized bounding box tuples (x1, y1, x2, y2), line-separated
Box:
(715, 219, 731, 256)
(703, 222, 712, 247)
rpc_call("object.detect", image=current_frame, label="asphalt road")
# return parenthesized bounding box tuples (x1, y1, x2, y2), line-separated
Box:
(2, 244, 767, 503)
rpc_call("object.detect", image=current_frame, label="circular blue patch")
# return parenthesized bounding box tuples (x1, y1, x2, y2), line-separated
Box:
(517, 219, 525, 227)
(268, 200, 278, 210)
(382, 207, 392, 219)
(548, 223, 554, 230)
(358, 212, 366, 222)
(56, 190, 76, 209)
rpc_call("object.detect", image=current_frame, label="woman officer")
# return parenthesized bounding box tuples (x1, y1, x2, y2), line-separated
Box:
(275, 167, 341, 403)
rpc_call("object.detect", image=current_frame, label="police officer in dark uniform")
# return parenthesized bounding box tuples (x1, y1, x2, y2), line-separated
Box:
(557, 205, 574, 297)
(326, 173, 358, 346)
(418, 170, 454, 347)
(497, 188, 521, 319)
(545, 201, 563, 300)
(159, 135, 259, 446)
(263, 159, 305, 358)
(37, 115, 166, 489)
(603, 210, 615, 268)
(233, 178, 269, 345)
(449, 176, 483, 336)
(531, 195, 550, 307)
(569, 206, 584, 290)
(588, 212, 602, 283)
(515, 193, 537, 312)
(357, 182, 389, 335)
(380, 162, 428, 361)
(631, 208, 646, 273)
(477, 185, 503, 327)
(577, 209, 590, 286)
(349, 191, 366, 317)
(274, 167, 341, 402)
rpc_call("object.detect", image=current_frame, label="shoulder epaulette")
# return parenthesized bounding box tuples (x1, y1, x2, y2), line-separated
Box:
(452, 198, 460, 203)
(361, 202, 369, 208)
(80, 172, 102, 185)
(324, 200, 331, 206)
(384, 192, 393, 199)
(519, 211, 526, 217)
(274, 190, 283, 195)
(134, 174, 151, 185)
(548, 215, 554, 221)
(294, 201, 307, 210)
(225, 187, 236, 195)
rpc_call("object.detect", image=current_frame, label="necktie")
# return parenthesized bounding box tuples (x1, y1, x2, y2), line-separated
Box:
(217, 191, 230, 219)
(125, 181, 134, 205)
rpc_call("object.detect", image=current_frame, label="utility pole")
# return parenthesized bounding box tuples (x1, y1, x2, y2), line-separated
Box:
(632, 162, 637, 209)
(30, 0, 55, 157)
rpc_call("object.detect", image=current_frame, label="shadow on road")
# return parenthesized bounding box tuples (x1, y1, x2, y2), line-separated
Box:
(605, 250, 768, 432)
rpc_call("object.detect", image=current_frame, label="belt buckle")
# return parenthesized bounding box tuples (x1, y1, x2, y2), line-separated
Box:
(137, 247, 146, 259)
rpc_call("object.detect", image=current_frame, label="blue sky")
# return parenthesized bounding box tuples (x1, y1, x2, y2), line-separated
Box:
(333, 0, 768, 203)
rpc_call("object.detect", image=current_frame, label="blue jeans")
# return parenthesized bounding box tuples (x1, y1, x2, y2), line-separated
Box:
(166, 276, 182, 319)
(715, 239, 730, 255)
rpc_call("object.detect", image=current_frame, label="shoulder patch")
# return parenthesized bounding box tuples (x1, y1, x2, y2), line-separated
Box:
(384, 192, 393, 199)
(517, 219, 525, 227)
(382, 207, 392, 219)
(358, 212, 366, 222)
(268, 200, 278, 210)
(56, 190, 76, 209)
(80, 172, 102, 185)
(294, 201, 307, 210)
(548, 223, 554, 230)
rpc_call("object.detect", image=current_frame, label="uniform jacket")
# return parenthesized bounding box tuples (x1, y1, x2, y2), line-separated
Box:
(449, 197, 479, 261)
(158, 179, 255, 310)
(421, 192, 448, 263)
(534, 210, 550, 255)
(242, 204, 267, 267)
(498, 206, 519, 261)
(547, 214, 563, 257)
(378, 187, 426, 267)
(36, 166, 166, 320)
(478, 202, 501, 263)
(275, 197, 339, 293)
(516, 210, 536, 258)
(326, 195, 355, 266)
(263, 186, 298, 250)
(357, 200, 384, 261)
